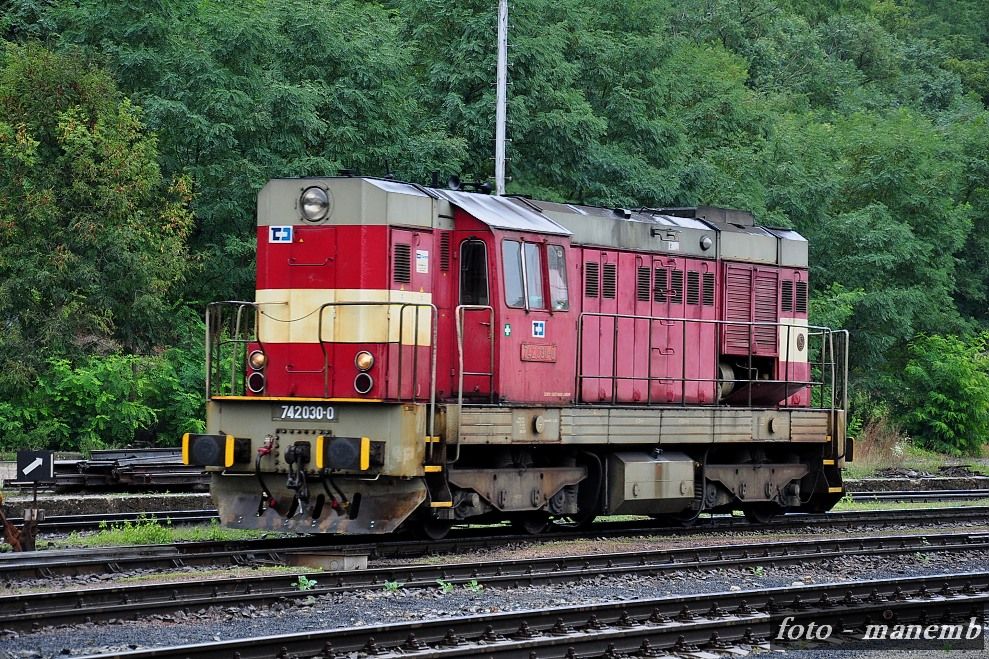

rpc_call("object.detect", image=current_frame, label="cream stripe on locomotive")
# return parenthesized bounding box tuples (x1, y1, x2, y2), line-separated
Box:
(256, 288, 433, 345)
(777, 317, 809, 363)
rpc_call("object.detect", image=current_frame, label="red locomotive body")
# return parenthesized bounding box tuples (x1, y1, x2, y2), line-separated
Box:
(185, 177, 849, 536)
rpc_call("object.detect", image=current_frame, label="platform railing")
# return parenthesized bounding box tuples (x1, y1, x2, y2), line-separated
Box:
(205, 301, 262, 398)
(575, 312, 848, 413)
(205, 301, 438, 433)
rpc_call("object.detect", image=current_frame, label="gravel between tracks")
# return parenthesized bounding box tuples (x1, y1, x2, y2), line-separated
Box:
(3, 531, 988, 658)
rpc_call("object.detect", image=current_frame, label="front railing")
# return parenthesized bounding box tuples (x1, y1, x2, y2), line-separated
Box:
(576, 312, 848, 413)
(206, 301, 261, 398)
(205, 301, 439, 436)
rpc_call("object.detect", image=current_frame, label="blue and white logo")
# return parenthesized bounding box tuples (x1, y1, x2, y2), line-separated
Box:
(269, 226, 293, 243)
(531, 321, 546, 338)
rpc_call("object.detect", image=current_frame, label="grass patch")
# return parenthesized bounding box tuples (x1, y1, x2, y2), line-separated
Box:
(48, 518, 274, 549)
(833, 496, 989, 511)
(842, 415, 956, 479)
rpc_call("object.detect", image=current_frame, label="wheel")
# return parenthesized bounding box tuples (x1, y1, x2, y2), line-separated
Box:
(418, 517, 453, 540)
(511, 512, 551, 535)
(742, 503, 782, 524)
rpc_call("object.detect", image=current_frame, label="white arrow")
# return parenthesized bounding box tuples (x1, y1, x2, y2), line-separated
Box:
(22, 457, 43, 475)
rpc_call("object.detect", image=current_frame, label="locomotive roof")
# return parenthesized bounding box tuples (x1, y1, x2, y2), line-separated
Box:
(258, 177, 808, 267)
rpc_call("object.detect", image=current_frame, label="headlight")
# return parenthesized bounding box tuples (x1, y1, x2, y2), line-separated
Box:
(354, 372, 373, 394)
(355, 350, 374, 371)
(247, 371, 266, 394)
(300, 186, 330, 221)
(249, 350, 267, 370)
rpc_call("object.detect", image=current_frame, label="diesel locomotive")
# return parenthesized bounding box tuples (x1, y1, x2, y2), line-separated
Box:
(183, 176, 851, 538)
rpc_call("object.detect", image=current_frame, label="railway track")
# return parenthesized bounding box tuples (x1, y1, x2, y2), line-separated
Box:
(849, 489, 989, 502)
(4, 505, 989, 580)
(3, 531, 988, 633)
(6, 497, 989, 538)
(63, 571, 989, 658)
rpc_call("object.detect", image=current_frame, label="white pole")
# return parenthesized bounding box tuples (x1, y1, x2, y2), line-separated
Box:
(494, 0, 508, 196)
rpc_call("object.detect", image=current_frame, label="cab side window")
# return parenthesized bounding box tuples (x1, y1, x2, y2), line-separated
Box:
(523, 243, 545, 310)
(547, 245, 569, 310)
(502, 240, 525, 308)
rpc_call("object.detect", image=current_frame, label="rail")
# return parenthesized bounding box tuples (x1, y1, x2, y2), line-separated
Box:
(576, 312, 848, 412)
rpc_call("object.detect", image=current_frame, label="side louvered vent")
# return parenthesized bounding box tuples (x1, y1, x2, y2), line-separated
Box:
(795, 281, 808, 313)
(636, 267, 651, 302)
(781, 280, 794, 312)
(753, 270, 779, 353)
(602, 263, 617, 299)
(702, 272, 715, 306)
(724, 266, 752, 352)
(393, 243, 411, 283)
(686, 271, 700, 305)
(439, 233, 450, 272)
(653, 267, 668, 302)
(584, 262, 599, 298)
(670, 270, 684, 304)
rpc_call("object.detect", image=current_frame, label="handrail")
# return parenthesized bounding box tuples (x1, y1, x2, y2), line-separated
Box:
(314, 302, 439, 430)
(455, 305, 496, 407)
(576, 311, 847, 412)
(454, 304, 495, 464)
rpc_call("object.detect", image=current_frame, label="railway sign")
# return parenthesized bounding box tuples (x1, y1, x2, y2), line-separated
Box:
(16, 450, 53, 482)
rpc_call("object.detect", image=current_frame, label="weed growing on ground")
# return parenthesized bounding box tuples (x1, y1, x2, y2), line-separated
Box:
(293, 575, 317, 591)
(436, 578, 455, 594)
(463, 579, 484, 593)
(384, 580, 402, 592)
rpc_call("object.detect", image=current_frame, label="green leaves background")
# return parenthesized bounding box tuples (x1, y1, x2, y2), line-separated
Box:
(1, 0, 988, 452)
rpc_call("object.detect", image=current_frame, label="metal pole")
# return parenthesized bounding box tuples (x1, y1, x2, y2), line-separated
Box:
(494, 0, 508, 196)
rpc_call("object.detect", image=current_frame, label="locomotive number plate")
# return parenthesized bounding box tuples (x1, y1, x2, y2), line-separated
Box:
(272, 404, 336, 422)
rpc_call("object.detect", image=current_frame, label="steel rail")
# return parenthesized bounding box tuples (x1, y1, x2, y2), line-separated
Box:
(850, 489, 989, 502)
(68, 572, 989, 658)
(4, 506, 989, 580)
(3, 531, 989, 633)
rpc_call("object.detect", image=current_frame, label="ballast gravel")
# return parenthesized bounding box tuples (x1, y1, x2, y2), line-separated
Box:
(2, 549, 987, 658)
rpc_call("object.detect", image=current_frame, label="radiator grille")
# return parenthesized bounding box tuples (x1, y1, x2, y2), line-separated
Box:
(584, 262, 599, 298)
(686, 271, 700, 305)
(670, 270, 684, 304)
(653, 267, 668, 302)
(393, 243, 411, 283)
(439, 233, 450, 272)
(724, 266, 752, 351)
(796, 281, 808, 313)
(602, 263, 617, 299)
(781, 280, 793, 312)
(636, 267, 651, 302)
(702, 272, 715, 306)
(753, 270, 779, 353)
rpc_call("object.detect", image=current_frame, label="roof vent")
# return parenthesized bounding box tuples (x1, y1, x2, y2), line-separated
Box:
(614, 208, 632, 219)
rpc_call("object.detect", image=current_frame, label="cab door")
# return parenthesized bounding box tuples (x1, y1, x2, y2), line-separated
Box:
(456, 237, 494, 400)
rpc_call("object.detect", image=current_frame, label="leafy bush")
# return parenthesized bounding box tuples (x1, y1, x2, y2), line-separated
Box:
(894, 333, 989, 455)
(0, 312, 205, 452)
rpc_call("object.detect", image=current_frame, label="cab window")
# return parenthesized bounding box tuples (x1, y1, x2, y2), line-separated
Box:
(523, 243, 545, 310)
(502, 240, 525, 308)
(547, 245, 569, 310)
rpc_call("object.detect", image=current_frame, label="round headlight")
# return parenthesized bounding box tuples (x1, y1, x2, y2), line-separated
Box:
(300, 186, 330, 221)
(247, 371, 266, 394)
(354, 372, 373, 395)
(355, 351, 374, 371)
(248, 350, 267, 370)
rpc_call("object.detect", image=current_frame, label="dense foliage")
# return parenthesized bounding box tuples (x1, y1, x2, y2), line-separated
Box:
(0, 0, 987, 453)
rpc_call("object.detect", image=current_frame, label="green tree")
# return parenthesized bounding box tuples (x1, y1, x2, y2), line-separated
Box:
(0, 42, 192, 391)
(895, 333, 989, 455)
